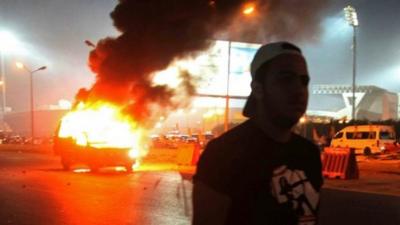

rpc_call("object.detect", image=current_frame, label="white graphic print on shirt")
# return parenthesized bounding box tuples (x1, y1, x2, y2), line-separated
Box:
(271, 165, 320, 225)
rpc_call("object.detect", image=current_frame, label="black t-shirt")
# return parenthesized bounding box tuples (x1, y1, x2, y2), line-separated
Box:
(194, 120, 323, 225)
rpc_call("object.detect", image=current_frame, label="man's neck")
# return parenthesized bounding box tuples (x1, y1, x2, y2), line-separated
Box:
(250, 116, 292, 143)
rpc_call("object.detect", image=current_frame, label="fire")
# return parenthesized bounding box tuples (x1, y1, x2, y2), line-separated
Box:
(58, 101, 146, 159)
(152, 59, 200, 88)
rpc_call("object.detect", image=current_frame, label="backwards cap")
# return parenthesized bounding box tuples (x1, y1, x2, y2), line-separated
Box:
(243, 42, 304, 117)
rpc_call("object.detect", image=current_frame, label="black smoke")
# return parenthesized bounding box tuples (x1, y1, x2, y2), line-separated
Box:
(78, 0, 330, 127)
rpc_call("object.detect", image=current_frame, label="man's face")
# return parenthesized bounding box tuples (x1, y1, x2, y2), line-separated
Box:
(257, 54, 309, 128)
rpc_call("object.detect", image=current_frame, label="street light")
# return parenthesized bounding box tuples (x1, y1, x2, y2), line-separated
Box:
(0, 30, 20, 118)
(16, 62, 47, 143)
(224, 3, 256, 131)
(0, 54, 5, 117)
(344, 5, 359, 121)
(242, 3, 256, 15)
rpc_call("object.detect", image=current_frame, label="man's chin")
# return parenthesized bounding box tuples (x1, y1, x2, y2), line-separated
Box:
(272, 116, 300, 129)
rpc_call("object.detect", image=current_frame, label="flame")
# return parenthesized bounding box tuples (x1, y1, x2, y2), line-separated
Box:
(152, 59, 200, 88)
(58, 101, 146, 158)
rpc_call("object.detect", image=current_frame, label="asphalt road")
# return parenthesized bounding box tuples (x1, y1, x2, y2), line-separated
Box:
(0, 151, 193, 225)
(0, 151, 399, 225)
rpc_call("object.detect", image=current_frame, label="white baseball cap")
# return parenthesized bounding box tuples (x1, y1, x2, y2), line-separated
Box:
(243, 41, 305, 117)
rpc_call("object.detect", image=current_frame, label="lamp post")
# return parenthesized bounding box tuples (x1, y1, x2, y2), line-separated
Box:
(0, 31, 15, 118)
(224, 3, 256, 132)
(224, 41, 232, 132)
(0, 53, 5, 117)
(16, 62, 47, 143)
(344, 5, 359, 121)
(0, 30, 24, 118)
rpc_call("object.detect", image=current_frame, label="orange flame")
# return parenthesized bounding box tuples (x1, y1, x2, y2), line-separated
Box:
(58, 101, 147, 159)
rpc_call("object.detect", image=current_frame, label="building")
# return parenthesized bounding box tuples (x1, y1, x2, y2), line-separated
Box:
(3, 109, 67, 137)
(308, 85, 398, 121)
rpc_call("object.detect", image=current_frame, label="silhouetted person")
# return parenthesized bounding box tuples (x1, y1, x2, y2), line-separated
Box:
(193, 42, 323, 225)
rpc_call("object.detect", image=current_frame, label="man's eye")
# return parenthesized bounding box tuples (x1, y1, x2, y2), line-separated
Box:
(277, 75, 293, 83)
(276, 73, 309, 86)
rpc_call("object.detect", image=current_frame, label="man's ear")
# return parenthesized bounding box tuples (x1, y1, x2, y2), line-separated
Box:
(251, 81, 263, 99)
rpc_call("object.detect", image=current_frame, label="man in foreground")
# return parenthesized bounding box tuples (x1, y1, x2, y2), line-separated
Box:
(193, 42, 323, 225)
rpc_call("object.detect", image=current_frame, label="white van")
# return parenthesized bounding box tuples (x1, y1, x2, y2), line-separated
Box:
(330, 125, 396, 155)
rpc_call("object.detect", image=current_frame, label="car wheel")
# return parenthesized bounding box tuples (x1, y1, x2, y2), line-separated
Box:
(363, 147, 371, 156)
(61, 158, 71, 171)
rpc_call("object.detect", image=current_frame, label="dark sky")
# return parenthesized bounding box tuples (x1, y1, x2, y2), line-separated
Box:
(0, 0, 399, 112)
(304, 0, 400, 90)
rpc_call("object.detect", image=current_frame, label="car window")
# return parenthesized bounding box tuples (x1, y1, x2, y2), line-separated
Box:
(346, 132, 354, 139)
(357, 132, 376, 139)
(379, 131, 395, 140)
(333, 132, 343, 139)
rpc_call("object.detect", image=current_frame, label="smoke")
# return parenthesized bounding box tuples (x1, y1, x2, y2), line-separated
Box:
(225, 0, 331, 43)
(78, 0, 330, 127)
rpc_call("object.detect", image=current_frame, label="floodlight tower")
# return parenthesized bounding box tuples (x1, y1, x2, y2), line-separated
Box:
(344, 5, 359, 121)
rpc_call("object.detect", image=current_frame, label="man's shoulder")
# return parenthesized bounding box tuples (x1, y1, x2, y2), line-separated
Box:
(208, 120, 257, 150)
(194, 120, 257, 192)
(197, 120, 257, 172)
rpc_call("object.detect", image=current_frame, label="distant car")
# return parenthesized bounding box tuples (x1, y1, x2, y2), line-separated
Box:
(4, 135, 24, 144)
(186, 137, 198, 143)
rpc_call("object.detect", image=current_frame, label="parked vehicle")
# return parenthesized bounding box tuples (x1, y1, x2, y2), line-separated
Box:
(330, 125, 396, 155)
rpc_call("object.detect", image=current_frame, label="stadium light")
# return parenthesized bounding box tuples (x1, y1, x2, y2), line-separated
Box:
(344, 5, 359, 121)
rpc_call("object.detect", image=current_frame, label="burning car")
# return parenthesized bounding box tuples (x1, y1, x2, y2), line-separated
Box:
(54, 102, 146, 172)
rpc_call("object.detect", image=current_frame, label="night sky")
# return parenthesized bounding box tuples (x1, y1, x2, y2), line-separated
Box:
(0, 0, 399, 112)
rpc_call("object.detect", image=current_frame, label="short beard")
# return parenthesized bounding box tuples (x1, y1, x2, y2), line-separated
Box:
(271, 116, 299, 129)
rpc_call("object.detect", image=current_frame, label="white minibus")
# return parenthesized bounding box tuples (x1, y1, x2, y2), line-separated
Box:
(330, 125, 396, 155)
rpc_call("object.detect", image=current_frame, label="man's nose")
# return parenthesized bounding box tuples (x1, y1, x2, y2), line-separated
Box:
(288, 77, 308, 92)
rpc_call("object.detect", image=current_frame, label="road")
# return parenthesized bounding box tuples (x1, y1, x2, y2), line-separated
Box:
(0, 150, 399, 225)
(0, 151, 193, 225)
